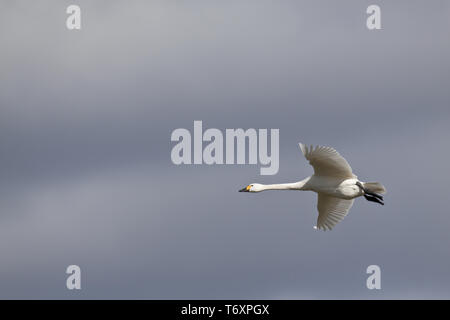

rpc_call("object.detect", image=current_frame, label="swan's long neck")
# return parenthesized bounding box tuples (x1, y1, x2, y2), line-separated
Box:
(259, 178, 309, 191)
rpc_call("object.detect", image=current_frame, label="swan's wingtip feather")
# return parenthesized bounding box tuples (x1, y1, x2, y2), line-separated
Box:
(299, 142, 307, 155)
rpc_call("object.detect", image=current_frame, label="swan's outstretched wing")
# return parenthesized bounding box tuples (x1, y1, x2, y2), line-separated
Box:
(299, 143, 356, 179)
(315, 193, 354, 231)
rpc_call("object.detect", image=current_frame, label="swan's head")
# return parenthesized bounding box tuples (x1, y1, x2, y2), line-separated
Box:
(239, 183, 264, 193)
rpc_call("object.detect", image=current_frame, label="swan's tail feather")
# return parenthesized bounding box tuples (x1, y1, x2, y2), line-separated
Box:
(363, 182, 386, 194)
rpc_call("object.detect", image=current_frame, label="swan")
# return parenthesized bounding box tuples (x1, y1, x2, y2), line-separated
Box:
(239, 143, 386, 231)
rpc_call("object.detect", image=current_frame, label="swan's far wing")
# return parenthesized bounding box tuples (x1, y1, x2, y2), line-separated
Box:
(315, 193, 354, 231)
(299, 143, 355, 179)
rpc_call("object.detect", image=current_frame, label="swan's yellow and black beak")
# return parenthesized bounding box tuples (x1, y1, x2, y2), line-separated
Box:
(239, 185, 251, 192)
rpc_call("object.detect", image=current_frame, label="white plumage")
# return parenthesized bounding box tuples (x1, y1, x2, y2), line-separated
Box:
(239, 143, 386, 231)
(299, 144, 356, 179)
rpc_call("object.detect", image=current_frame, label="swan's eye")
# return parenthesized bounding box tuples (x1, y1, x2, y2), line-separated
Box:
(246, 185, 252, 191)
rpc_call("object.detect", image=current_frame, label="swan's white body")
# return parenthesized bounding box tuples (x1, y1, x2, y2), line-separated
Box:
(240, 143, 386, 231)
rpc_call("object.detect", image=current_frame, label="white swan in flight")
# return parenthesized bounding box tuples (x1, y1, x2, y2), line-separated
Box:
(239, 143, 386, 231)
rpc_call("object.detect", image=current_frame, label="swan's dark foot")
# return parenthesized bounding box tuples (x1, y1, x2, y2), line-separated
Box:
(363, 194, 384, 205)
(356, 182, 384, 205)
(366, 191, 383, 201)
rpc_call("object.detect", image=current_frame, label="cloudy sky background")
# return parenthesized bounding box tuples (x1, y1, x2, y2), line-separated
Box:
(0, 0, 449, 299)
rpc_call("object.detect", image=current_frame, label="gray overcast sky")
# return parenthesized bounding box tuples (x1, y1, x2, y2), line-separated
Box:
(0, 0, 449, 299)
